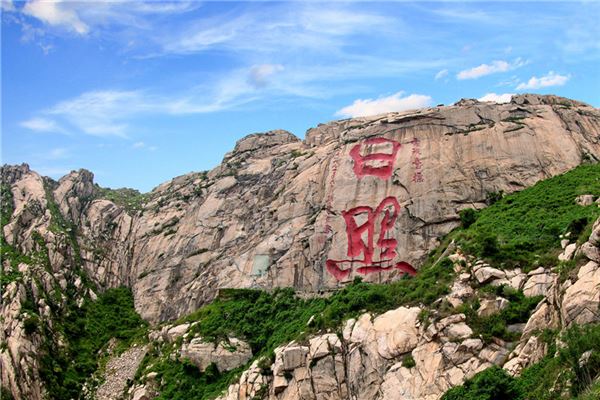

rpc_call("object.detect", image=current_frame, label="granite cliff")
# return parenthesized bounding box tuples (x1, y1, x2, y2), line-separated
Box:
(2, 94, 600, 400)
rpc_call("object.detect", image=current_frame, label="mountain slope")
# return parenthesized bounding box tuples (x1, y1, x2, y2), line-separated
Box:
(1, 93, 600, 400)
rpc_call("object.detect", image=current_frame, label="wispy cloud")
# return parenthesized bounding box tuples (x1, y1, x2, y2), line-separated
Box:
(22, 0, 89, 34)
(248, 64, 284, 88)
(13, 0, 199, 35)
(20, 117, 66, 133)
(457, 58, 525, 80)
(157, 4, 396, 57)
(132, 141, 158, 151)
(478, 93, 514, 103)
(435, 69, 448, 80)
(335, 92, 432, 118)
(516, 71, 570, 90)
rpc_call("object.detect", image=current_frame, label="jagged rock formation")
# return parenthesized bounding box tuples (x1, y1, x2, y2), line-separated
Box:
(2, 94, 600, 400)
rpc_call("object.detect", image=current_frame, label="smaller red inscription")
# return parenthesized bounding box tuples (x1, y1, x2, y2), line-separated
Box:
(411, 137, 424, 183)
(349, 137, 401, 179)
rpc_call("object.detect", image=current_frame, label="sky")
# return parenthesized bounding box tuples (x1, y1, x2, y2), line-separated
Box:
(2, 1, 599, 192)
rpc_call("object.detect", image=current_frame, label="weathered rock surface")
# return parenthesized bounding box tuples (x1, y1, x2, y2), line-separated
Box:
(180, 337, 253, 372)
(2, 94, 600, 400)
(216, 217, 600, 400)
(4, 95, 599, 324)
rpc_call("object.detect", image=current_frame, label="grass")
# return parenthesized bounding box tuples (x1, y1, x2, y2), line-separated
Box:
(39, 287, 148, 400)
(97, 186, 148, 213)
(137, 258, 455, 398)
(453, 163, 600, 269)
(457, 285, 543, 343)
(442, 323, 600, 400)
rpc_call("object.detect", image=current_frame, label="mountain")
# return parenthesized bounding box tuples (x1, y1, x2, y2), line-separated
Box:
(1, 93, 600, 400)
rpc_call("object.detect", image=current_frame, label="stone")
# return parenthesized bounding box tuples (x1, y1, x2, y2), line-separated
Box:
(522, 302, 559, 338)
(309, 333, 341, 360)
(559, 243, 577, 261)
(504, 336, 546, 376)
(576, 194, 595, 206)
(179, 337, 252, 372)
(372, 307, 420, 358)
(282, 346, 308, 371)
(165, 323, 190, 342)
(508, 273, 527, 291)
(96, 346, 148, 400)
(561, 261, 600, 326)
(561, 239, 570, 249)
(474, 267, 506, 284)
(523, 271, 555, 297)
(581, 242, 600, 263)
(478, 297, 510, 317)
(445, 322, 473, 341)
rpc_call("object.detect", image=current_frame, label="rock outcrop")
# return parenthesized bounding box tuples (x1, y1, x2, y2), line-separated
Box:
(210, 215, 600, 400)
(4, 94, 600, 324)
(2, 94, 600, 400)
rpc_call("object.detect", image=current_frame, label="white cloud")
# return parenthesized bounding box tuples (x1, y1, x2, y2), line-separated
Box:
(457, 58, 525, 80)
(20, 117, 65, 133)
(336, 92, 432, 118)
(435, 69, 448, 80)
(132, 141, 158, 151)
(1, 0, 15, 12)
(23, 0, 89, 35)
(249, 64, 284, 88)
(516, 71, 570, 90)
(159, 4, 395, 57)
(478, 93, 514, 103)
(47, 147, 69, 160)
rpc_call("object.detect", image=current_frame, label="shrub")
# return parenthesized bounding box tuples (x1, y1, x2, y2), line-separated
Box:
(445, 324, 600, 399)
(459, 208, 478, 228)
(442, 366, 521, 400)
(402, 355, 416, 369)
(23, 315, 39, 335)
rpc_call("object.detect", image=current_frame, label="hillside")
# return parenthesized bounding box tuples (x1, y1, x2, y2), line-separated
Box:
(1, 93, 600, 400)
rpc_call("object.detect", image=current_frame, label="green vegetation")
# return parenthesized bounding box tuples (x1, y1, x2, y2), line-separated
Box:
(138, 259, 454, 398)
(442, 323, 600, 400)
(442, 366, 521, 400)
(148, 358, 243, 400)
(39, 287, 147, 400)
(97, 186, 148, 213)
(457, 285, 543, 342)
(402, 355, 416, 369)
(181, 261, 453, 356)
(454, 164, 600, 269)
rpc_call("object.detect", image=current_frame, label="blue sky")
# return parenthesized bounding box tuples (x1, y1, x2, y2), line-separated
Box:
(2, 1, 599, 192)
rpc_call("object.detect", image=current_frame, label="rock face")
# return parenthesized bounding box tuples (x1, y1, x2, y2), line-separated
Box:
(180, 337, 253, 372)
(3, 94, 600, 325)
(2, 94, 600, 400)
(216, 307, 507, 400)
(212, 216, 600, 400)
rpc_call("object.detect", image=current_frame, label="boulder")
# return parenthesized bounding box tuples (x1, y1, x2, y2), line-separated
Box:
(478, 297, 509, 317)
(180, 337, 252, 372)
(561, 261, 600, 326)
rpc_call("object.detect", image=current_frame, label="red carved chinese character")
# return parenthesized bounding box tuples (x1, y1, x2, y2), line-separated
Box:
(326, 196, 417, 280)
(349, 137, 401, 179)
